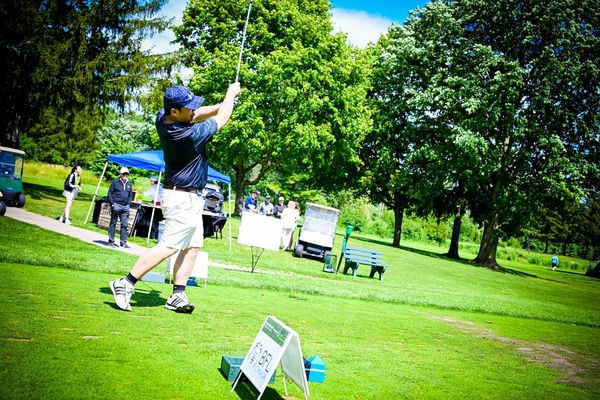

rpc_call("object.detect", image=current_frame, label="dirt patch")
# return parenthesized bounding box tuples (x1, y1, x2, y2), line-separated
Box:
(427, 314, 600, 385)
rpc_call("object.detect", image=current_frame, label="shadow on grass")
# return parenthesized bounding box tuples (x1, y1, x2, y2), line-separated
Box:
(551, 270, 600, 285)
(24, 181, 97, 202)
(99, 286, 166, 309)
(230, 380, 285, 400)
(346, 234, 539, 278)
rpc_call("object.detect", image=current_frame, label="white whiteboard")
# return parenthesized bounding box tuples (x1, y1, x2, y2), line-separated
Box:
(237, 213, 283, 251)
(166, 250, 208, 279)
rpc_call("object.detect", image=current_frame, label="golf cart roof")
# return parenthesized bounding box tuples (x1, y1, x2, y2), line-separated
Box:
(305, 202, 340, 213)
(0, 146, 26, 155)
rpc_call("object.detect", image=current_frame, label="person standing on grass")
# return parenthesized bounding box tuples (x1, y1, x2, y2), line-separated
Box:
(243, 190, 260, 213)
(107, 167, 133, 248)
(273, 196, 286, 219)
(59, 165, 82, 225)
(143, 175, 163, 204)
(258, 195, 274, 216)
(552, 254, 559, 271)
(110, 82, 241, 313)
(280, 200, 300, 251)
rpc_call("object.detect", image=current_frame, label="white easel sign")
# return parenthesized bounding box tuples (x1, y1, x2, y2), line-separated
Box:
(231, 316, 310, 400)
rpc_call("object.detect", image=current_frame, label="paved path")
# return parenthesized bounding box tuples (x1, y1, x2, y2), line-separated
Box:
(3, 206, 250, 273)
(4, 206, 148, 256)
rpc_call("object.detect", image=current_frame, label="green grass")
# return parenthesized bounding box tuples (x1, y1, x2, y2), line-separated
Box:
(2, 258, 600, 399)
(1, 173, 600, 399)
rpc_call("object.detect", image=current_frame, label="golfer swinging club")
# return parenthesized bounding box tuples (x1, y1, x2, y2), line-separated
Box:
(110, 81, 241, 312)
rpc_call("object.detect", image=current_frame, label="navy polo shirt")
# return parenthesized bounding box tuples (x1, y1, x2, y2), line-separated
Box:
(156, 109, 218, 190)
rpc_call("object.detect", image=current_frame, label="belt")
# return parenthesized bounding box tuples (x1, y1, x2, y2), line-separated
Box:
(163, 184, 198, 194)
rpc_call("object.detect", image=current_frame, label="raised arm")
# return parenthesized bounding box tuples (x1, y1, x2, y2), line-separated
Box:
(191, 104, 221, 123)
(212, 82, 242, 130)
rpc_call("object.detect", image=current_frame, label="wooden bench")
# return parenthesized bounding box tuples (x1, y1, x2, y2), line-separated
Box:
(341, 245, 388, 281)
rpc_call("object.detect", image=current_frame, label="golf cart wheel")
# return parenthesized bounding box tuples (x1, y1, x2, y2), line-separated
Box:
(16, 193, 26, 208)
(294, 244, 304, 258)
(0, 201, 6, 216)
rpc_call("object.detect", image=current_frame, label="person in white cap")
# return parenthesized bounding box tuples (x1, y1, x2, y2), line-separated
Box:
(110, 82, 241, 313)
(273, 196, 286, 219)
(107, 167, 133, 248)
(143, 175, 163, 204)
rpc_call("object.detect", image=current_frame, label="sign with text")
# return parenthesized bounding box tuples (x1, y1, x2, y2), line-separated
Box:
(232, 316, 309, 400)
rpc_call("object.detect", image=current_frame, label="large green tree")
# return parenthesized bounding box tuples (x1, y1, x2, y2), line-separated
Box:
(174, 0, 371, 213)
(364, 33, 418, 248)
(1, 0, 174, 164)
(453, 0, 600, 267)
(371, 0, 600, 267)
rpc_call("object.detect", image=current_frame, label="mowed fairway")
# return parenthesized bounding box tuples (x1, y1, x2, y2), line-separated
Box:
(1, 214, 600, 399)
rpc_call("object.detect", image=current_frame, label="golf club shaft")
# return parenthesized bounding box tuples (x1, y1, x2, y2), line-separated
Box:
(235, 0, 253, 84)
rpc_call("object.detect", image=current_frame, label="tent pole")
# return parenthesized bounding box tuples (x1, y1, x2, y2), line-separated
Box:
(229, 183, 232, 251)
(84, 162, 108, 224)
(146, 171, 162, 242)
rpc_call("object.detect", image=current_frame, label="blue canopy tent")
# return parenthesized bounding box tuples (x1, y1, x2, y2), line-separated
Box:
(104, 150, 230, 185)
(84, 150, 232, 249)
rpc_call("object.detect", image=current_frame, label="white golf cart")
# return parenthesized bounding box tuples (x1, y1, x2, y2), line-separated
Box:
(293, 202, 340, 261)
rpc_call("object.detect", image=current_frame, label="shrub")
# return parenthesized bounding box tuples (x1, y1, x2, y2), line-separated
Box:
(421, 217, 450, 246)
(370, 218, 392, 237)
(459, 216, 482, 243)
(507, 237, 521, 249)
(402, 217, 425, 242)
(527, 253, 542, 265)
(459, 243, 479, 255)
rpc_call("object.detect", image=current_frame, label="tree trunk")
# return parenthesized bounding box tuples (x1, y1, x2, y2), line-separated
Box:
(561, 241, 567, 256)
(444, 212, 462, 259)
(473, 213, 501, 268)
(234, 172, 246, 216)
(544, 240, 549, 254)
(3, 113, 21, 149)
(392, 204, 404, 248)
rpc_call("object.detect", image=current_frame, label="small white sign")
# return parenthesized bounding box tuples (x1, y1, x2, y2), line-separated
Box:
(232, 316, 309, 400)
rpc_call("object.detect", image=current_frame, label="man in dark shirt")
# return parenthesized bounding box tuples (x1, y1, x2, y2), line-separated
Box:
(273, 196, 286, 219)
(243, 190, 260, 213)
(107, 167, 133, 248)
(110, 82, 241, 313)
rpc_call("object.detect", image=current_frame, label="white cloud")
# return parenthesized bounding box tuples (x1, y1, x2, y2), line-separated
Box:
(141, 0, 186, 54)
(330, 9, 395, 49)
(143, 2, 395, 54)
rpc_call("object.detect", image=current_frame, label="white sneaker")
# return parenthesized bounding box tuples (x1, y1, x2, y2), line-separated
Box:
(110, 278, 134, 311)
(58, 217, 64, 223)
(165, 292, 195, 314)
(64, 219, 72, 225)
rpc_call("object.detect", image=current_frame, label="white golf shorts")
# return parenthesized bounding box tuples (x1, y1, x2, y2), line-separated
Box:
(159, 189, 204, 250)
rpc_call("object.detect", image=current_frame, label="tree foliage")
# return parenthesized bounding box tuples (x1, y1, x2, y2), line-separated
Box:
(1, 0, 175, 165)
(370, 0, 600, 267)
(87, 114, 158, 181)
(174, 0, 371, 214)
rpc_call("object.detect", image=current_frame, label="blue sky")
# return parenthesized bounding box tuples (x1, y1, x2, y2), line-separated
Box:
(332, 0, 426, 24)
(143, 0, 428, 53)
(330, 0, 428, 47)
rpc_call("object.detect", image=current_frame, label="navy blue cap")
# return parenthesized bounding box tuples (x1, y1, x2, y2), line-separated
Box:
(164, 86, 204, 109)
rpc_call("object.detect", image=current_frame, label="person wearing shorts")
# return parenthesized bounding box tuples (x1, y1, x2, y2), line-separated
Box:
(110, 82, 241, 313)
(59, 165, 82, 225)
